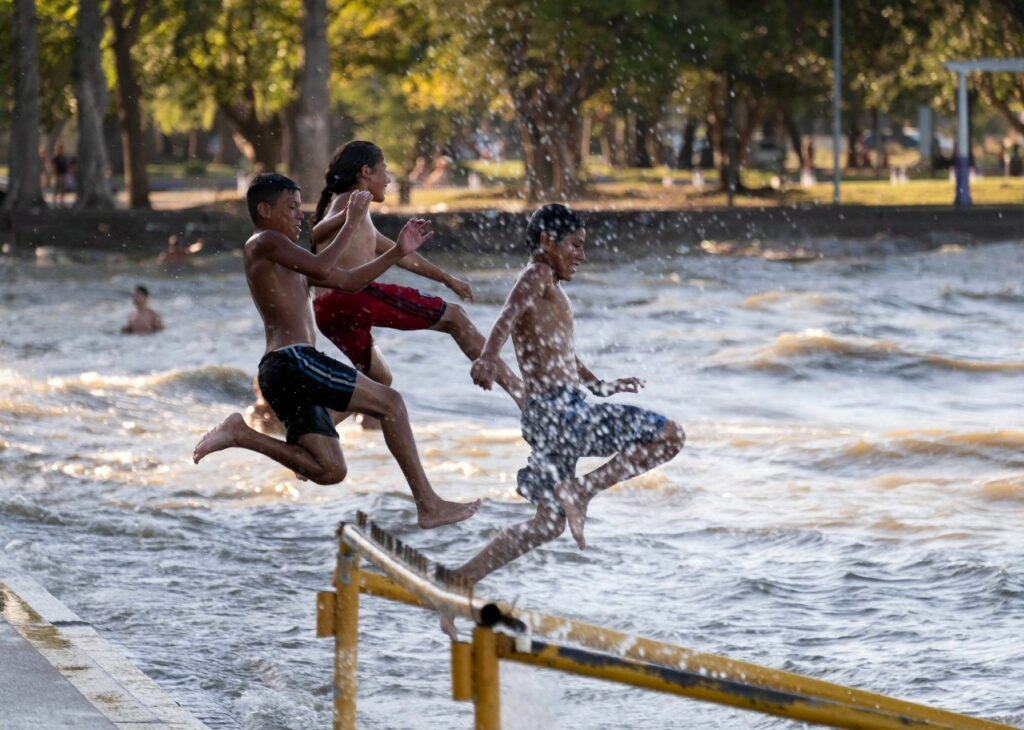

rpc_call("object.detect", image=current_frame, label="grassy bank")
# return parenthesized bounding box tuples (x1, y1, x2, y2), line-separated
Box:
(8, 160, 1024, 213)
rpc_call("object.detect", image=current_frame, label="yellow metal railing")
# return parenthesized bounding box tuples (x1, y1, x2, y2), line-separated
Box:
(316, 515, 1013, 730)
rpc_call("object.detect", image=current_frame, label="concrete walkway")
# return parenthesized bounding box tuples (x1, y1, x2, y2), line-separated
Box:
(0, 574, 207, 729)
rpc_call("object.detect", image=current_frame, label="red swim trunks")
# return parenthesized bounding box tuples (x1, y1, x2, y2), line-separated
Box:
(313, 282, 447, 370)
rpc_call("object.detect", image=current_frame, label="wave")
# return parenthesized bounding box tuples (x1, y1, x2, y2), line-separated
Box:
(832, 429, 1024, 467)
(976, 477, 1024, 502)
(739, 291, 836, 310)
(942, 285, 1024, 305)
(0, 365, 252, 402)
(711, 329, 1024, 374)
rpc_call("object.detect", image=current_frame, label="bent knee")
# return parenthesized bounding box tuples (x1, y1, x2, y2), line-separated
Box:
(312, 462, 348, 485)
(438, 303, 468, 332)
(376, 385, 407, 418)
(660, 420, 686, 454)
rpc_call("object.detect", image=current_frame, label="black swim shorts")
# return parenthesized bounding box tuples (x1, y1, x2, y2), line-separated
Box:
(257, 344, 357, 443)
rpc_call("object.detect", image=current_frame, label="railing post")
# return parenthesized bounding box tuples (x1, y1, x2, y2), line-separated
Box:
(334, 543, 360, 730)
(451, 641, 473, 702)
(472, 626, 500, 730)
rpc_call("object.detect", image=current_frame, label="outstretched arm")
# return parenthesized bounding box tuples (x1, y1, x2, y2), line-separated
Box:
(577, 356, 644, 397)
(375, 230, 474, 302)
(310, 218, 435, 292)
(310, 196, 350, 251)
(256, 191, 373, 281)
(471, 264, 548, 390)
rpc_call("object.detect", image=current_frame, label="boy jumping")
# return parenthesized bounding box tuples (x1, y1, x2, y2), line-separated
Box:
(193, 173, 478, 529)
(308, 141, 524, 409)
(456, 204, 686, 581)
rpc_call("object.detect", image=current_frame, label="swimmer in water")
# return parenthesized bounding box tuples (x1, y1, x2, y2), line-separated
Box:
(121, 285, 164, 334)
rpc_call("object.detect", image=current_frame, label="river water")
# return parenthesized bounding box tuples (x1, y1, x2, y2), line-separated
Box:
(1, 235, 1022, 729)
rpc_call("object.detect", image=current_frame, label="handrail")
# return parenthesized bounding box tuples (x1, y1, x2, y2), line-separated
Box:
(319, 516, 1014, 730)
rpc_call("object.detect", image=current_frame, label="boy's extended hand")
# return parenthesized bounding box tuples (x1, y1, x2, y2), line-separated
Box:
(396, 218, 434, 256)
(444, 274, 474, 303)
(591, 377, 645, 397)
(346, 190, 372, 220)
(470, 356, 498, 390)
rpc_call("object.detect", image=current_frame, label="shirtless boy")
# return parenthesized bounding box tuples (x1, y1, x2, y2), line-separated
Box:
(121, 285, 164, 334)
(454, 204, 686, 584)
(193, 173, 478, 529)
(308, 141, 524, 408)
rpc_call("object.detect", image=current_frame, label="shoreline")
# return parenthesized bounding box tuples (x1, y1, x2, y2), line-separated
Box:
(2, 204, 1022, 258)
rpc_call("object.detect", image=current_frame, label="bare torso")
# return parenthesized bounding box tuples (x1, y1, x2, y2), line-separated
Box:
(312, 193, 376, 297)
(511, 263, 579, 397)
(244, 230, 319, 352)
(124, 307, 162, 334)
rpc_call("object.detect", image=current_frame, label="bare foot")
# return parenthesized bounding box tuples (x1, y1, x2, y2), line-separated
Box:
(440, 611, 458, 641)
(554, 481, 588, 549)
(417, 499, 481, 529)
(193, 413, 247, 463)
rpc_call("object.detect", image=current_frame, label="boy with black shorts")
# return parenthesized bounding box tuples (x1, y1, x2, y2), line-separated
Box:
(451, 204, 686, 592)
(193, 173, 478, 529)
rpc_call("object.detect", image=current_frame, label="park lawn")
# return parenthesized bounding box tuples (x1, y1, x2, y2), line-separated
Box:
(387, 173, 1024, 213)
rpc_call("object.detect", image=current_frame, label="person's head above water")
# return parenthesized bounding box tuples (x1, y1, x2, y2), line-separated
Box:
(311, 141, 387, 229)
(132, 284, 149, 305)
(526, 203, 587, 282)
(246, 173, 302, 240)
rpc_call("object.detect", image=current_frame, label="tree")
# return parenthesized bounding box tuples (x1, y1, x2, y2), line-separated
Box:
(74, 0, 114, 209)
(4, 0, 46, 211)
(287, 0, 330, 197)
(108, 0, 151, 208)
(164, 0, 302, 172)
(407, 0, 687, 201)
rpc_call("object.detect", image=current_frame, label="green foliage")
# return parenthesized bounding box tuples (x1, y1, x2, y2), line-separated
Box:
(0, 0, 77, 130)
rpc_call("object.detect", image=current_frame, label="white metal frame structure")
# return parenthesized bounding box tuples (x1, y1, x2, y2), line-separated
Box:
(945, 58, 1024, 207)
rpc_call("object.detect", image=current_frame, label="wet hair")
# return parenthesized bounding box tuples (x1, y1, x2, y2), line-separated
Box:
(309, 141, 384, 239)
(246, 173, 300, 225)
(134, 285, 149, 297)
(526, 204, 585, 251)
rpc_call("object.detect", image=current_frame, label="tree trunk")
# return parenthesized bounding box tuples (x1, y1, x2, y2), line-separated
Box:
(512, 85, 584, 202)
(634, 115, 653, 168)
(977, 77, 1024, 136)
(73, 0, 113, 210)
(846, 118, 861, 170)
(222, 101, 283, 173)
(109, 0, 151, 209)
(677, 119, 696, 169)
(4, 0, 46, 212)
(287, 0, 330, 197)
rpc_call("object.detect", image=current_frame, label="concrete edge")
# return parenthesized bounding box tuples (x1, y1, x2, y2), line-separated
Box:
(0, 574, 207, 729)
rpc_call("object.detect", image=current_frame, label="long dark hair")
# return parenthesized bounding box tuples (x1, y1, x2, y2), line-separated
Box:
(309, 140, 383, 244)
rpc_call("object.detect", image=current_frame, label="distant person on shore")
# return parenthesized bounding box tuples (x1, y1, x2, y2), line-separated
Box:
(308, 141, 525, 419)
(121, 285, 164, 334)
(441, 205, 685, 635)
(52, 143, 71, 207)
(1009, 144, 1023, 177)
(192, 173, 478, 529)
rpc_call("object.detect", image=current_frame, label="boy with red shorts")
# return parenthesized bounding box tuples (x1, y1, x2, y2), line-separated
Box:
(308, 141, 524, 408)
